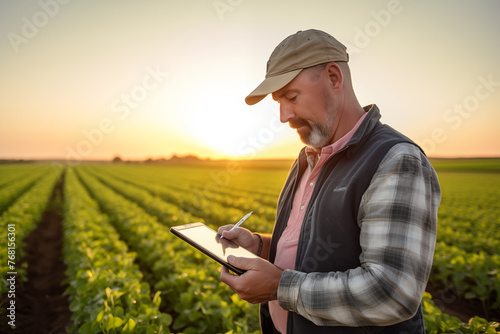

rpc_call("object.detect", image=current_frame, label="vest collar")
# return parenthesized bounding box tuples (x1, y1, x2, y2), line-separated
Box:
(297, 104, 382, 162)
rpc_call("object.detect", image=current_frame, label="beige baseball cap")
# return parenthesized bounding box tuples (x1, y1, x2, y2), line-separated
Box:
(245, 29, 349, 105)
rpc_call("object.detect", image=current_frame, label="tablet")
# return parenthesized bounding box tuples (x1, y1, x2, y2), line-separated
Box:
(170, 222, 260, 275)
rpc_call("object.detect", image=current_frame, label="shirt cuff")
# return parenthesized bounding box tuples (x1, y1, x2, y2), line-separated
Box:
(277, 269, 307, 312)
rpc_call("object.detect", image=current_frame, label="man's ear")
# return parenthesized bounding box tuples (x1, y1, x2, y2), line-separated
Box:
(325, 62, 343, 91)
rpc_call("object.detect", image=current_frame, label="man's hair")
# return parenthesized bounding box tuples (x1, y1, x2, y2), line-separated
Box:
(305, 61, 352, 85)
(305, 62, 329, 80)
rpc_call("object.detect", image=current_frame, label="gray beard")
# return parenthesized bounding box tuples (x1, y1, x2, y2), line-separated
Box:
(304, 123, 331, 148)
(301, 110, 335, 148)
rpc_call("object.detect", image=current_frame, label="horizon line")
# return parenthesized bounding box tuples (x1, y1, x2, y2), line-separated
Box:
(2, 155, 500, 163)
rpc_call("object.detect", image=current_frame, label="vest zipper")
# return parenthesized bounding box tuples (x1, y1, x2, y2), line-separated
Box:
(294, 145, 351, 270)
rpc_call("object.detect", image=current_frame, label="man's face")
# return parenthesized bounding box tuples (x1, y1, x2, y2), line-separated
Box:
(272, 68, 337, 148)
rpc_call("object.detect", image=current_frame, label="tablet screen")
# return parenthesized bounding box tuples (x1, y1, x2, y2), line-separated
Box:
(170, 222, 260, 275)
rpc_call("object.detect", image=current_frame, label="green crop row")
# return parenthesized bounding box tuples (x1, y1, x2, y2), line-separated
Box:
(431, 241, 500, 316)
(437, 173, 499, 256)
(82, 166, 204, 227)
(84, 165, 274, 233)
(422, 292, 499, 333)
(0, 166, 50, 213)
(63, 168, 172, 333)
(75, 167, 260, 333)
(88, 164, 279, 220)
(0, 167, 61, 298)
(437, 224, 499, 256)
(0, 164, 43, 188)
(166, 168, 282, 210)
(431, 158, 500, 174)
(430, 173, 500, 316)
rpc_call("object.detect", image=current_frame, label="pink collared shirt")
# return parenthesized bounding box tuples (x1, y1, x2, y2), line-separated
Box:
(269, 112, 367, 333)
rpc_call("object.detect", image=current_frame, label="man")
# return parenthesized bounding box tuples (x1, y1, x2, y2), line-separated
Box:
(219, 29, 441, 334)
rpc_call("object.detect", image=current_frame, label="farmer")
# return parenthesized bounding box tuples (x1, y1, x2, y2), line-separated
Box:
(218, 29, 441, 333)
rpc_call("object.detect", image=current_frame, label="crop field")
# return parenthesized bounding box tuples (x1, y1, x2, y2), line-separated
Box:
(0, 159, 499, 333)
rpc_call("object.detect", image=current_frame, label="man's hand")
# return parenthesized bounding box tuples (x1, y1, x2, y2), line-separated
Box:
(220, 255, 284, 304)
(217, 225, 261, 255)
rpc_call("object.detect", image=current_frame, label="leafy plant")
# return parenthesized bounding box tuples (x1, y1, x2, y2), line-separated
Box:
(63, 168, 171, 333)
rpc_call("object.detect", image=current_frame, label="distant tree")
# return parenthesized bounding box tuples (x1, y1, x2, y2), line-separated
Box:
(112, 155, 123, 163)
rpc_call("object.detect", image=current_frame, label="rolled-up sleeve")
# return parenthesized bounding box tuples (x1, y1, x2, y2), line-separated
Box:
(277, 143, 441, 327)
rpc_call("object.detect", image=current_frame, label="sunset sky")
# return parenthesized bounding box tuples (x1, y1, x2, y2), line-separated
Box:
(1, 0, 499, 161)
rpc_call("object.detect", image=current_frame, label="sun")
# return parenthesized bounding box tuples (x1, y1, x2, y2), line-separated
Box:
(152, 68, 294, 160)
(171, 78, 282, 159)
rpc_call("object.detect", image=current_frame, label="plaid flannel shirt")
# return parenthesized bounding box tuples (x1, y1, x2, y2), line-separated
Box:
(277, 142, 441, 327)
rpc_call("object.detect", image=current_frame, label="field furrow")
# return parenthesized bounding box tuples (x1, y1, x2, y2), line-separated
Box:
(0, 167, 62, 298)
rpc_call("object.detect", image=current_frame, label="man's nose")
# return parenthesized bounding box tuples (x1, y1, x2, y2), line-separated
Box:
(279, 103, 295, 124)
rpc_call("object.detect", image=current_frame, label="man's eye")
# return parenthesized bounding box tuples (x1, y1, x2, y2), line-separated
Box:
(288, 96, 297, 102)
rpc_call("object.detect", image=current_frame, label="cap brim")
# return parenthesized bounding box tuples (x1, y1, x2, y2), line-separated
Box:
(245, 69, 302, 105)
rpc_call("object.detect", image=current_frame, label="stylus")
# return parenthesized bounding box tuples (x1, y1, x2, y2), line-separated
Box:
(220, 211, 253, 239)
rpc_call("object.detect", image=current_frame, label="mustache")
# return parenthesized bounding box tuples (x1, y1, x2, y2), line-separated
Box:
(288, 117, 310, 129)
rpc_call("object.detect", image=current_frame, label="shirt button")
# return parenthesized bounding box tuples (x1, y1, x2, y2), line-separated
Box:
(309, 182, 314, 187)
(300, 205, 304, 210)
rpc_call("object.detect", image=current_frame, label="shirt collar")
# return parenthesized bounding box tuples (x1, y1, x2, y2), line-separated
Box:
(305, 146, 320, 170)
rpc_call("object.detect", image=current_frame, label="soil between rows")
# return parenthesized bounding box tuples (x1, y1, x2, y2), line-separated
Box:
(0, 174, 72, 334)
(425, 282, 499, 323)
